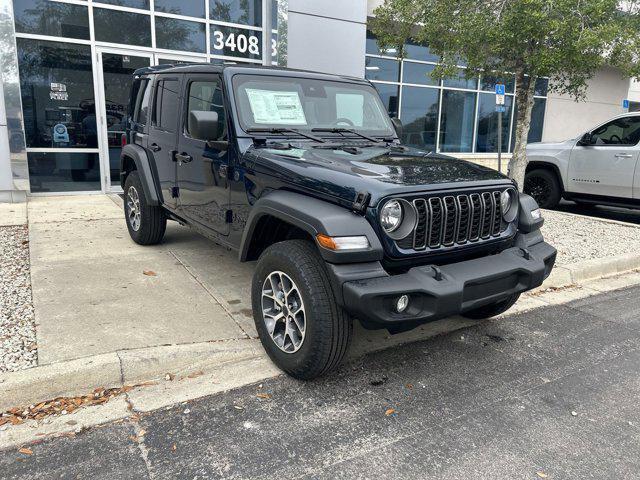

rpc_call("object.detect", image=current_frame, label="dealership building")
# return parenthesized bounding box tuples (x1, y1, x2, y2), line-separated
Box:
(0, 0, 637, 202)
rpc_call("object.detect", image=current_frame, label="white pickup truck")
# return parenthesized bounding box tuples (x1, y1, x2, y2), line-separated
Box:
(525, 113, 640, 209)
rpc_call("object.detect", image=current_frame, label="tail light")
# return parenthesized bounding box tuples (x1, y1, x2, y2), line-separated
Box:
(121, 134, 127, 147)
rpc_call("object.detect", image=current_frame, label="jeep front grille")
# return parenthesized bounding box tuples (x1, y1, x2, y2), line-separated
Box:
(398, 191, 505, 250)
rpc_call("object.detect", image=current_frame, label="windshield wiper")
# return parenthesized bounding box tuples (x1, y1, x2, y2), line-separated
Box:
(311, 128, 382, 143)
(246, 127, 325, 143)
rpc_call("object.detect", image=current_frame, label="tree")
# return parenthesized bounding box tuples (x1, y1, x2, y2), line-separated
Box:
(371, 0, 640, 189)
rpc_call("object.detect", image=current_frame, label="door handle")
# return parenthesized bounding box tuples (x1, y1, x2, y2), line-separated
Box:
(615, 153, 633, 158)
(175, 152, 193, 165)
(150, 143, 161, 152)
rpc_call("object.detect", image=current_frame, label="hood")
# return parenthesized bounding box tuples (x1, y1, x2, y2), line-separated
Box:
(527, 138, 577, 152)
(246, 144, 511, 206)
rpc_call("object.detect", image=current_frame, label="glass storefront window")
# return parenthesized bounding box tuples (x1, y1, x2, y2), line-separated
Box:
(400, 86, 439, 151)
(155, 17, 206, 53)
(366, 30, 399, 57)
(404, 39, 439, 63)
(210, 0, 262, 27)
(535, 78, 549, 96)
(439, 90, 476, 153)
(402, 62, 438, 86)
(28, 152, 101, 193)
(93, 8, 151, 47)
(365, 57, 400, 83)
(17, 38, 97, 149)
(210, 25, 262, 60)
(511, 98, 547, 148)
(480, 74, 515, 94)
(93, 0, 149, 10)
(476, 92, 513, 153)
(13, 0, 90, 39)
(155, 0, 205, 18)
(373, 83, 399, 118)
(443, 68, 478, 90)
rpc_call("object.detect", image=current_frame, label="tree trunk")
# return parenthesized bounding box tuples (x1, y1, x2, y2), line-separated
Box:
(508, 71, 537, 191)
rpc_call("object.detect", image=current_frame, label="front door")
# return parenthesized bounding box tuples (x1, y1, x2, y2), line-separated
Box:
(176, 75, 231, 234)
(96, 49, 152, 192)
(568, 116, 640, 199)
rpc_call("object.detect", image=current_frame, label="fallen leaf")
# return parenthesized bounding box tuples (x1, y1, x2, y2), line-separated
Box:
(171, 444, 177, 452)
(405, 384, 413, 389)
(256, 393, 271, 400)
(385, 408, 396, 416)
(143, 270, 157, 276)
(18, 447, 33, 455)
(186, 370, 204, 379)
(536, 472, 548, 478)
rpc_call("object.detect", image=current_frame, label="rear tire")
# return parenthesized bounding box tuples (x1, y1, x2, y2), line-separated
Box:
(524, 169, 561, 209)
(124, 171, 166, 245)
(252, 240, 352, 380)
(462, 293, 521, 320)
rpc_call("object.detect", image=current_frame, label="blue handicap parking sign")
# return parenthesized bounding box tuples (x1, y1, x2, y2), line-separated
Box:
(495, 84, 506, 96)
(623, 99, 630, 109)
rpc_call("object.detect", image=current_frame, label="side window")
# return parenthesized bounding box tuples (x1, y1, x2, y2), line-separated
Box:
(591, 117, 640, 146)
(132, 79, 150, 125)
(186, 80, 227, 141)
(152, 79, 179, 132)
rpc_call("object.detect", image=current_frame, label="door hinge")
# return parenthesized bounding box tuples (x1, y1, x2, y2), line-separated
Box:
(171, 186, 179, 198)
(225, 209, 233, 223)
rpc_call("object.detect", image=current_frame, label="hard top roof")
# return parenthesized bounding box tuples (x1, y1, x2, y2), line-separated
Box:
(133, 63, 368, 84)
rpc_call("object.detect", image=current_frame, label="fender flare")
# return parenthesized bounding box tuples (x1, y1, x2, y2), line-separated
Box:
(239, 190, 384, 264)
(120, 144, 161, 206)
(526, 161, 565, 192)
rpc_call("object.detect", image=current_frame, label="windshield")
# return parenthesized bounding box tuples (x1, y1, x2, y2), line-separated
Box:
(233, 74, 395, 137)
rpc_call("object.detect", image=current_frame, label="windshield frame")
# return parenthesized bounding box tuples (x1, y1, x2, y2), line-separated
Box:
(230, 73, 396, 140)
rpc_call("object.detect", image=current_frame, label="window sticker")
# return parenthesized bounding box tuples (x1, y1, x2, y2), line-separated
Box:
(336, 93, 365, 127)
(246, 88, 307, 125)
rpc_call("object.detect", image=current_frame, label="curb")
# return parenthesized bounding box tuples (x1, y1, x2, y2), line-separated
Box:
(0, 339, 263, 412)
(542, 253, 640, 289)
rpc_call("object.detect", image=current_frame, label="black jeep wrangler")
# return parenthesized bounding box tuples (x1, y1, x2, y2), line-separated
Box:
(121, 64, 556, 379)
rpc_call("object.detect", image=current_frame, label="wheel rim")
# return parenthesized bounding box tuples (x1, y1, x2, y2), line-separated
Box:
(261, 271, 306, 353)
(525, 176, 551, 207)
(126, 186, 142, 231)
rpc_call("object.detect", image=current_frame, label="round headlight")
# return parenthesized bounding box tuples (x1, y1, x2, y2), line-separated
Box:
(380, 199, 403, 233)
(501, 189, 518, 223)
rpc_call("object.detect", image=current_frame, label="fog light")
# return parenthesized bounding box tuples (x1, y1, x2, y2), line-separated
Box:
(396, 295, 409, 313)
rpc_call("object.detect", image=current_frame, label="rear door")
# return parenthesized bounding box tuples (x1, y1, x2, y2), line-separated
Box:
(176, 75, 230, 235)
(148, 76, 181, 208)
(568, 116, 640, 199)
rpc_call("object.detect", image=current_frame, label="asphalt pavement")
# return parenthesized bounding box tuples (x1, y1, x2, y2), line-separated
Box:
(2, 285, 640, 480)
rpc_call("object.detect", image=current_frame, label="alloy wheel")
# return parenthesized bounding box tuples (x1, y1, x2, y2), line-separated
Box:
(525, 176, 551, 207)
(126, 186, 142, 231)
(261, 271, 306, 353)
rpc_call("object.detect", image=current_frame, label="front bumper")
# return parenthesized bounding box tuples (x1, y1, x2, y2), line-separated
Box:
(340, 241, 556, 328)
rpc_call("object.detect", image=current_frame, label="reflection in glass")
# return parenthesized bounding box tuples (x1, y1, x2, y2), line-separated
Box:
(155, 0, 205, 18)
(93, 8, 151, 47)
(155, 17, 206, 53)
(442, 68, 477, 90)
(373, 83, 399, 118)
(403, 39, 439, 62)
(400, 86, 439, 151)
(535, 77, 549, 96)
(402, 62, 438, 86)
(93, 0, 149, 9)
(13, 0, 89, 39)
(511, 98, 547, 148)
(480, 74, 515, 93)
(476, 92, 513, 153)
(440, 90, 475, 153)
(17, 38, 97, 149)
(27, 152, 100, 193)
(101, 54, 150, 187)
(210, 0, 262, 27)
(210, 25, 262, 60)
(366, 30, 398, 57)
(365, 57, 399, 83)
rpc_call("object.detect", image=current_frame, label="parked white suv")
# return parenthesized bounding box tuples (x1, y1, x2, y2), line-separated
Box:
(525, 113, 640, 209)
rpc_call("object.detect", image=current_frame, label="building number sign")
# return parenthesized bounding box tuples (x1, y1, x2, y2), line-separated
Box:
(212, 30, 260, 56)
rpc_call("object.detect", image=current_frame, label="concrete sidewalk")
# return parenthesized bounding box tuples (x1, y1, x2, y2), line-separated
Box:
(3, 195, 640, 420)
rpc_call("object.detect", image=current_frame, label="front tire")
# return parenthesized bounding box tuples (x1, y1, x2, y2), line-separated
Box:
(124, 171, 166, 245)
(252, 240, 352, 380)
(524, 169, 561, 209)
(462, 293, 521, 320)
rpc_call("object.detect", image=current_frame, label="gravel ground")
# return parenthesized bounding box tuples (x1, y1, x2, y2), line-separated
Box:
(0, 225, 37, 373)
(541, 209, 640, 265)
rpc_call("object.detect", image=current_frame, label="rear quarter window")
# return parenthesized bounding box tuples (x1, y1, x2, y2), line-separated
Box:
(152, 78, 180, 132)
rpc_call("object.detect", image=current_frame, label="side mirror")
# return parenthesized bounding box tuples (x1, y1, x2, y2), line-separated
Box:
(189, 110, 219, 142)
(579, 132, 593, 146)
(391, 117, 403, 139)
